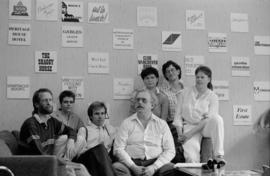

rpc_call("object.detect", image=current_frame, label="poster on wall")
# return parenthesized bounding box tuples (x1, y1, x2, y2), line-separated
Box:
(208, 33, 227, 52)
(186, 10, 205, 30)
(7, 76, 30, 99)
(137, 54, 158, 74)
(62, 77, 84, 99)
(230, 13, 249, 32)
(9, 0, 31, 20)
(162, 31, 182, 51)
(36, 0, 58, 21)
(62, 25, 83, 47)
(8, 23, 31, 45)
(113, 78, 134, 99)
(254, 81, 270, 101)
(137, 6, 157, 27)
(231, 56, 250, 77)
(233, 105, 252, 125)
(88, 3, 109, 23)
(113, 29, 134, 49)
(212, 80, 229, 101)
(88, 52, 109, 74)
(35, 51, 57, 73)
(254, 36, 270, 55)
(184, 55, 204, 76)
(62, 1, 83, 22)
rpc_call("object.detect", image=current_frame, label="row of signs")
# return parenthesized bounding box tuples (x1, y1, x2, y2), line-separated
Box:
(7, 24, 270, 55)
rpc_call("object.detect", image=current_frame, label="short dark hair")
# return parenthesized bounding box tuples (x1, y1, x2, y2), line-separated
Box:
(87, 101, 107, 118)
(140, 67, 159, 80)
(32, 88, 53, 115)
(195, 65, 213, 90)
(162, 60, 182, 80)
(59, 90, 75, 104)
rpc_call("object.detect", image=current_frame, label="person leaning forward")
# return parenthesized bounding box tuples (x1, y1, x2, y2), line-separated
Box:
(113, 89, 176, 176)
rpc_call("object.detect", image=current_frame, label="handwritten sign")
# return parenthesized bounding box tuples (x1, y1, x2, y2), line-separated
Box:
(88, 3, 109, 23)
(62, 25, 83, 47)
(212, 80, 229, 101)
(8, 23, 31, 45)
(186, 10, 205, 30)
(231, 13, 248, 32)
(36, 0, 58, 21)
(88, 52, 109, 74)
(208, 33, 227, 52)
(254, 81, 270, 101)
(113, 78, 134, 99)
(35, 51, 57, 73)
(62, 77, 84, 99)
(113, 29, 134, 49)
(9, 0, 31, 20)
(231, 56, 250, 76)
(233, 105, 252, 125)
(7, 76, 30, 99)
(137, 6, 157, 27)
(137, 54, 158, 74)
(184, 55, 204, 76)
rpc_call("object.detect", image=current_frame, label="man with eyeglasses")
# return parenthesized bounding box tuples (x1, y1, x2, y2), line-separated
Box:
(113, 89, 176, 176)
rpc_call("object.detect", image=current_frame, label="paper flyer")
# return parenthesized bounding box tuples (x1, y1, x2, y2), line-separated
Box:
(7, 76, 30, 99)
(186, 10, 205, 30)
(137, 6, 157, 27)
(62, 1, 83, 22)
(88, 3, 109, 23)
(254, 36, 270, 55)
(212, 80, 229, 101)
(162, 31, 182, 51)
(113, 78, 134, 99)
(233, 105, 252, 125)
(113, 29, 134, 49)
(35, 51, 57, 73)
(184, 55, 205, 76)
(62, 77, 84, 99)
(8, 23, 31, 45)
(36, 0, 58, 21)
(62, 25, 83, 47)
(230, 13, 249, 32)
(9, 0, 31, 20)
(137, 54, 158, 74)
(254, 81, 270, 101)
(208, 33, 227, 52)
(88, 52, 109, 74)
(231, 56, 250, 76)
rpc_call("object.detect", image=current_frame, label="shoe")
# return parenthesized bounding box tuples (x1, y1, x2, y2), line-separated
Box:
(215, 155, 226, 168)
(202, 159, 215, 170)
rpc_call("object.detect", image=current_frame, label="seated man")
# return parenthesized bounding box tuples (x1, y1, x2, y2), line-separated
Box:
(73, 101, 116, 176)
(113, 89, 176, 176)
(19, 88, 89, 176)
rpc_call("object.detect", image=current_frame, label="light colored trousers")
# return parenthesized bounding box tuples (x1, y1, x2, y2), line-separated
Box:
(183, 114, 224, 163)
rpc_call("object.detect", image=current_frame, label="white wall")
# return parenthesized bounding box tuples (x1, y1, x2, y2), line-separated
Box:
(0, 0, 269, 171)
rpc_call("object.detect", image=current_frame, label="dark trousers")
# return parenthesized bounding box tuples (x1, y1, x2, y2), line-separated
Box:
(73, 144, 115, 176)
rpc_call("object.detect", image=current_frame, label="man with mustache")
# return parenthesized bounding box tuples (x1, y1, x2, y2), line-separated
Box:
(113, 89, 176, 176)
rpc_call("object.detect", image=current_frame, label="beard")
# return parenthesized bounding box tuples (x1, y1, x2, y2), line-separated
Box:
(39, 105, 53, 115)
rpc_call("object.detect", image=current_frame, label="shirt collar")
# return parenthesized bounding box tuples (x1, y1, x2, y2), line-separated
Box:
(88, 120, 105, 129)
(131, 113, 159, 122)
(33, 113, 51, 124)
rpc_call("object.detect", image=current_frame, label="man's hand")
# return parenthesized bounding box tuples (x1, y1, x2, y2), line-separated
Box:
(130, 164, 145, 176)
(142, 165, 155, 176)
(66, 139, 76, 159)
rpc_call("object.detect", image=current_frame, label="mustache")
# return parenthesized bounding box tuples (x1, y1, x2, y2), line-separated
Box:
(136, 105, 143, 109)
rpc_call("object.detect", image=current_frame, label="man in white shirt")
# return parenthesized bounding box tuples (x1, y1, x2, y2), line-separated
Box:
(113, 89, 176, 176)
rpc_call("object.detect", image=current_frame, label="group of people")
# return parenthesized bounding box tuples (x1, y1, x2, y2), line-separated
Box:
(19, 60, 225, 176)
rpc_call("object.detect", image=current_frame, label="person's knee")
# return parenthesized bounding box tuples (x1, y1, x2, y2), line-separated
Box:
(112, 162, 131, 175)
(208, 114, 224, 126)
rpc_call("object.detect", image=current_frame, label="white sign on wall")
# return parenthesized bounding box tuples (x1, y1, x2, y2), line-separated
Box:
(113, 78, 134, 99)
(36, 0, 58, 21)
(162, 31, 182, 51)
(62, 77, 84, 99)
(137, 6, 157, 27)
(186, 10, 205, 30)
(212, 80, 229, 101)
(208, 33, 227, 52)
(113, 29, 134, 49)
(88, 52, 109, 74)
(35, 51, 57, 73)
(184, 55, 205, 76)
(9, 0, 31, 20)
(88, 3, 109, 23)
(62, 25, 83, 47)
(8, 23, 31, 45)
(231, 56, 250, 77)
(62, 1, 83, 22)
(230, 13, 249, 32)
(137, 54, 158, 74)
(254, 36, 270, 55)
(233, 105, 252, 125)
(7, 76, 30, 99)
(254, 81, 270, 101)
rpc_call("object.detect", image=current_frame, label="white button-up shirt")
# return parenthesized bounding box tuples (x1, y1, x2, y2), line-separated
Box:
(114, 113, 175, 169)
